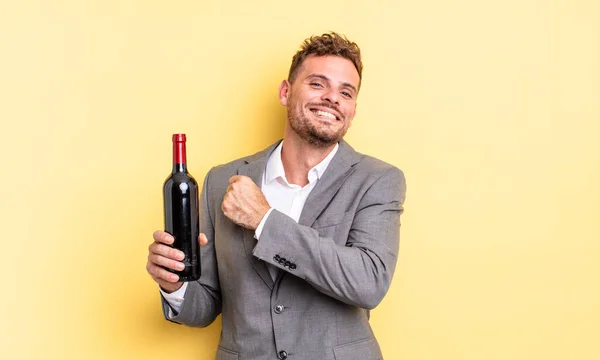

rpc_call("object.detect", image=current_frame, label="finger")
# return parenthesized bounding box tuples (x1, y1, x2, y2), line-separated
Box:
(148, 267, 180, 287)
(149, 253, 185, 271)
(149, 242, 185, 261)
(146, 262, 180, 282)
(229, 175, 246, 184)
(156, 279, 183, 293)
(221, 197, 227, 214)
(153, 230, 174, 244)
(198, 233, 208, 246)
(222, 192, 235, 213)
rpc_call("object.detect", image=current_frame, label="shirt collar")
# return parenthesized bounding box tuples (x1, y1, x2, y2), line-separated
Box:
(265, 141, 339, 185)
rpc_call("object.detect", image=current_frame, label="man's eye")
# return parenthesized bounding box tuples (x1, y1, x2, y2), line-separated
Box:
(341, 91, 352, 98)
(310, 82, 323, 88)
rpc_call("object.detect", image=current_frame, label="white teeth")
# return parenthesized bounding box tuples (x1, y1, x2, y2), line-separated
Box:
(314, 110, 336, 120)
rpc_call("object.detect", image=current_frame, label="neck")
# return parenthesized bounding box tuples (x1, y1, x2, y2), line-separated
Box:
(280, 127, 337, 186)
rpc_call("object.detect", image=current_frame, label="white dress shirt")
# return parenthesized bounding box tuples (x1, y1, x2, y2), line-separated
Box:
(160, 141, 339, 316)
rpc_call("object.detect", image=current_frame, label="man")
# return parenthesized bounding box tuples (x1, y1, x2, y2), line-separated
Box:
(147, 32, 407, 360)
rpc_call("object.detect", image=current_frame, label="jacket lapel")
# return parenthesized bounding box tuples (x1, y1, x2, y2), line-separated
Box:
(237, 141, 282, 289)
(234, 140, 360, 289)
(298, 140, 360, 227)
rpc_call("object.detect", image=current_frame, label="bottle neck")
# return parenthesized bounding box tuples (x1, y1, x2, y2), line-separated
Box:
(172, 163, 187, 173)
(172, 140, 188, 174)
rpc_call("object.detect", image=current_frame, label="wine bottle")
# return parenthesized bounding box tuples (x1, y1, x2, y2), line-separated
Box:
(163, 133, 201, 282)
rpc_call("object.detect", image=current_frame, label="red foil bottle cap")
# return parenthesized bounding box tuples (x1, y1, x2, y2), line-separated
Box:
(173, 134, 186, 142)
(172, 134, 187, 164)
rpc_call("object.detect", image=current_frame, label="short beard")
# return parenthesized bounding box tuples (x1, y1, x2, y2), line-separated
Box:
(288, 108, 345, 148)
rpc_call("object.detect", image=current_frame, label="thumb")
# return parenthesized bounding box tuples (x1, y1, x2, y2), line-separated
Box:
(198, 233, 208, 246)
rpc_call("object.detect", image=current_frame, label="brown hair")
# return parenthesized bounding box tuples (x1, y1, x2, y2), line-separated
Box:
(288, 32, 363, 88)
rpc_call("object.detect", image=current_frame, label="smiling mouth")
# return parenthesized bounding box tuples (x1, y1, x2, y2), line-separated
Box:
(310, 108, 340, 121)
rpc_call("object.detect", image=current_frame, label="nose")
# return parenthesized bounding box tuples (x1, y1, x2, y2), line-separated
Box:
(321, 88, 340, 105)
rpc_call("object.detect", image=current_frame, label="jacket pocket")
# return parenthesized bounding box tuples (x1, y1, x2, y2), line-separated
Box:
(333, 337, 383, 360)
(216, 346, 239, 360)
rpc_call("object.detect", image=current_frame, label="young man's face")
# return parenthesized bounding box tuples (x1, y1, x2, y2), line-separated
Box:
(279, 55, 360, 148)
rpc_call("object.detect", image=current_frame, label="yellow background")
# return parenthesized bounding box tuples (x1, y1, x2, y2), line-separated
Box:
(1, 0, 599, 359)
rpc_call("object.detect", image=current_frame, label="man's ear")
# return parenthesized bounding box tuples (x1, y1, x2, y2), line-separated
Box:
(279, 80, 290, 106)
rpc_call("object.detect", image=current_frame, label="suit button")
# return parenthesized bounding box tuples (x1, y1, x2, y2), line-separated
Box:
(289, 263, 297, 270)
(279, 257, 286, 264)
(278, 350, 288, 359)
(274, 305, 284, 314)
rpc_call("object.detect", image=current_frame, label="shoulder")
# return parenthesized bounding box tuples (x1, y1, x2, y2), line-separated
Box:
(349, 147, 405, 186)
(356, 153, 402, 174)
(204, 141, 280, 185)
(349, 152, 407, 207)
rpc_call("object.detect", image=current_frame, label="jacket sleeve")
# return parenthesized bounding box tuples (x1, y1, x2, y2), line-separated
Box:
(252, 167, 406, 310)
(160, 167, 222, 327)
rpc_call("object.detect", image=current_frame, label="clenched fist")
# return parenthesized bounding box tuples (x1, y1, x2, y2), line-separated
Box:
(222, 175, 271, 230)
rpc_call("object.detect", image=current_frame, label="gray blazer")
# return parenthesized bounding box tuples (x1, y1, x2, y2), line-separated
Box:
(161, 140, 406, 360)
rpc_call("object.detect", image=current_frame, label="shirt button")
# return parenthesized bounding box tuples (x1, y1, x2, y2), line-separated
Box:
(274, 305, 284, 314)
(278, 350, 288, 359)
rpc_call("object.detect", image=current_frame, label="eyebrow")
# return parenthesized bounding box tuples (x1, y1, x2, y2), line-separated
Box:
(307, 74, 358, 94)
